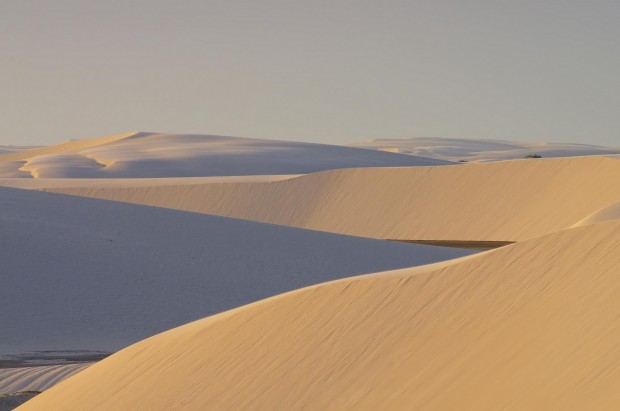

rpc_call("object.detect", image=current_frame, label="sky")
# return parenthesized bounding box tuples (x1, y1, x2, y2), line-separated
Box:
(1, 0, 619, 147)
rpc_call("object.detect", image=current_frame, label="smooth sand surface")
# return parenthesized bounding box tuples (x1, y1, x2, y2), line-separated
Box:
(0, 175, 298, 189)
(39, 156, 620, 241)
(0, 132, 449, 178)
(351, 137, 620, 162)
(1, 187, 473, 353)
(20, 221, 620, 410)
(572, 201, 620, 227)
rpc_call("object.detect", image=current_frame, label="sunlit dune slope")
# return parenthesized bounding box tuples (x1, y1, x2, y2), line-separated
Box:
(43, 156, 620, 241)
(0, 132, 448, 178)
(0, 187, 471, 353)
(20, 221, 620, 411)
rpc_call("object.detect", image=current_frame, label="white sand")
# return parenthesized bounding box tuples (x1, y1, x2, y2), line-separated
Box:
(351, 137, 620, 162)
(19, 220, 620, 410)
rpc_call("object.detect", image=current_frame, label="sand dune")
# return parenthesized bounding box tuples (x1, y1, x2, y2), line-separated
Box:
(0, 132, 137, 162)
(351, 137, 620, 162)
(0, 187, 472, 354)
(0, 364, 90, 395)
(0, 132, 449, 178)
(20, 220, 620, 410)
(40, 156, 620, 241)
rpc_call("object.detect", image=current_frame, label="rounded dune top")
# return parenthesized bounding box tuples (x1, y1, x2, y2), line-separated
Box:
(0, 132, 450, 178)
(19, 220, 620, 410)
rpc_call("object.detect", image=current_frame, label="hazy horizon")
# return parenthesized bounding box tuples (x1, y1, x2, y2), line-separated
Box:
(2, 1, 618, 147)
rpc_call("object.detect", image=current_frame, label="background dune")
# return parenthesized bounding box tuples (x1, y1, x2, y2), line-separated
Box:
(0, 364, 90, 395)
(0, 187, 472, 354)
(350, 137, 620, 162)
(0, 132, 449, 178)
(20, 220, 620, 410)
(37, 156, 620, 242)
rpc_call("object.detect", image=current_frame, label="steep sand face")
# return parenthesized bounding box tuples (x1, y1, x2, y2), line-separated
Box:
(20, 221, 620, 411)
(43, 156, 620, 241)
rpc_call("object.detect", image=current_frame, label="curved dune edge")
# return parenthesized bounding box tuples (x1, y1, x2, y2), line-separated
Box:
(42, 156, 620, 241)
(572, 201, 620, 227)
(19, 222, 620, 411)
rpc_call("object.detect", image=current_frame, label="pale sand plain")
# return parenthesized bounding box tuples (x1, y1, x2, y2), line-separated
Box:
(19, 220, 620, 410)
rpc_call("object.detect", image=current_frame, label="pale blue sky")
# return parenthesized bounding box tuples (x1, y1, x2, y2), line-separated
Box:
(1, 1, 618, 146)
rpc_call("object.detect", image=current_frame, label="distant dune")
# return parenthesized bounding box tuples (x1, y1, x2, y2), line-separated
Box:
(20, 221, 620, 410)
(0, 364, 90, 394)
(0, 132, 449, 178)
(350, 137, 620, 162)
(0, 187, 472, 354)
(38, 156, 620, 241)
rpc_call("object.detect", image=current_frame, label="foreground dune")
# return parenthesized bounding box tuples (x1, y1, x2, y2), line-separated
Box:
(0, 132, 448, 178)
(0, 187, 472, 353)
(42, 156, 620, 241)
(20, 220, 620, 410)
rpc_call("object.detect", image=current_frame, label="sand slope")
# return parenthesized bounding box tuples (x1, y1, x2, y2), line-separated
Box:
(42, 156, 620, 241)
(0, 187, 472, 353)
(0, 132, 449, 178)
(0, 364, 90, 394)
(20, 220, 620, 410)
(351, 137, 620, 162)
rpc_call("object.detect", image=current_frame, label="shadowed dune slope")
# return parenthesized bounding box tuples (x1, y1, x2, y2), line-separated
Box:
(44, 156, 620, 241)
(0, 187, 472, 353)
(20, 221, 620, 411)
